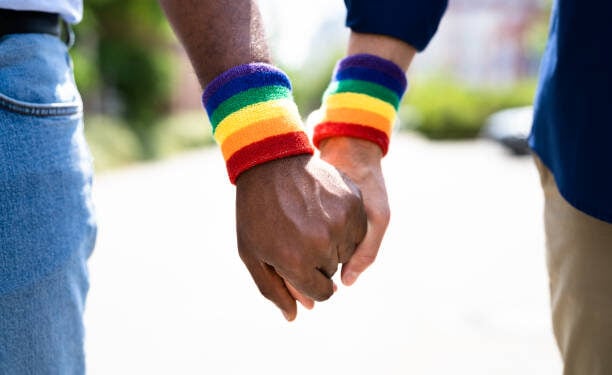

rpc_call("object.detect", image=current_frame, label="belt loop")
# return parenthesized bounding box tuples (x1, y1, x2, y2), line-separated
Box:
(61, 18, 75, 48)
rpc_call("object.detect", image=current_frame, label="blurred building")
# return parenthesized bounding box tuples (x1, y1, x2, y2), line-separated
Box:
(168, 0, 552, 113)
(169, 45, 202, 112)
(413, 0, 550, 84)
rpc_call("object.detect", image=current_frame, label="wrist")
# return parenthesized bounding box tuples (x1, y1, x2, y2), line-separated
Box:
(347, 32, 416, 71)
(312, 54, 408, 156)
(235, 154, 310, 187)
(319, 137, 382, 163)
(318, 137, 383, 182)
(202, 63, 313, 183)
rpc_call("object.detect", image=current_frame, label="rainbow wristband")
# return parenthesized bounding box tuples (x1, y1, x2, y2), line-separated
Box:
(202, 63, 313, 183)
(313, 54, 408, 155)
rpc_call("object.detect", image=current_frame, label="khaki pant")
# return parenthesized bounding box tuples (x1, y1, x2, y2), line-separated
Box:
(535, 157, 612, 374)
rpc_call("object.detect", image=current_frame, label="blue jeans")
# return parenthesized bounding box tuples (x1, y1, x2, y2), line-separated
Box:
(0, 34, 96, 374)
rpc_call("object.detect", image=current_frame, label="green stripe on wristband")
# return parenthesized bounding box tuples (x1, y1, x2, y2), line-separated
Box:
(324, 79, 401, 110)
(210, 85, 292, 128)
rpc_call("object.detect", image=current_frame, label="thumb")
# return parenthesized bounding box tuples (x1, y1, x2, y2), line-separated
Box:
(341, 221, 384, 286)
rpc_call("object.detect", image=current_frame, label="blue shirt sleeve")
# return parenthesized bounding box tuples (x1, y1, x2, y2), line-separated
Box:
(344, 0, 448, 51)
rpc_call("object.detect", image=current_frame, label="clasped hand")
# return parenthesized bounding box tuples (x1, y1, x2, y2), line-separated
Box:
(235, 154, 367, 320)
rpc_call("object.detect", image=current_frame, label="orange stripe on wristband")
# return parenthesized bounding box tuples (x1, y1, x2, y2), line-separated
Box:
(322, 107, 394, 135)
(221, 116, 303, 161)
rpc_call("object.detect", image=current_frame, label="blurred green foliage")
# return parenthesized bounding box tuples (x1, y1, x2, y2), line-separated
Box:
(72, 0, 176, 159)
(84, 115, 142, 170)
(282, 49, 345, 118)
(85, 112, 213, 171)
(399, 79, 537, 139)
(70, 3, 545, 170)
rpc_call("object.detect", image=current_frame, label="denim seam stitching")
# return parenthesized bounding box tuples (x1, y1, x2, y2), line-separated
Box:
(0, 92, 82, 117)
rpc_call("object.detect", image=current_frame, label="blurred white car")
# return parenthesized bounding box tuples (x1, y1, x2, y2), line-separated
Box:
(481, 106, 533, 156)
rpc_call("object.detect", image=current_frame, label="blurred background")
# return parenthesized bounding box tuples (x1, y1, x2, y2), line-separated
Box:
(75, 0, 563, 374)
(72, 0, 550, 169)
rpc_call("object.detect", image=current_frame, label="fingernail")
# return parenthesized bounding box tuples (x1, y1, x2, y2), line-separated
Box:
(282, 310, 293, 321)
(333, 282, 338, 292)
(343, 271, 358, 286)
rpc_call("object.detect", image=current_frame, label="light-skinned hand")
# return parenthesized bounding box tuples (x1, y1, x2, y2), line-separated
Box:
(318, 137, 390, 286)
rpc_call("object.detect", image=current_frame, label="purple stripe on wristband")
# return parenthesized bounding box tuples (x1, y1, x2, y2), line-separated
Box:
(336, 67, 406, 98)
(203, 71, 291, 115)
(202, 64, 292, 115)
(336, 53, 407, 89)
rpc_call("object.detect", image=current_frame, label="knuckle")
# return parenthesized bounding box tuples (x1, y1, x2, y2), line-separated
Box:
(256, 283, 276, 301)
(237, 248, 250, 263)
(375, 206, 391, 226)
(280, 247, 309, 271)
(313, 289, 334, 302)
(295, 276, 332, 302)
(313, 286, 334, 302)
(338, 244, 357, 263)
(319, 263, 338, 279)
(304, 228, 332, 252)
(356, 253, 377, 268)
(316, 230, 333, 248)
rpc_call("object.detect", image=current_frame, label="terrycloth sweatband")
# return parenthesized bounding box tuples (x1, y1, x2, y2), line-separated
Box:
(313, 54, 408, 155)
(202, 63, 313, 183)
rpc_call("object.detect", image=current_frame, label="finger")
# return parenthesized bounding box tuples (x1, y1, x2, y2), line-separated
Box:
(337, 241, 358, 265)
(285, 280, 315, 310)
(337, 192, 368, 264)
(239, 250, 298, 321)
(341, 219, 385, 286)
(279, 266, 335, 302)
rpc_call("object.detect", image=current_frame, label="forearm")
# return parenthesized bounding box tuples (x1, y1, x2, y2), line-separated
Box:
(158, 0, 271, 86)
(347, 31, 416, 72)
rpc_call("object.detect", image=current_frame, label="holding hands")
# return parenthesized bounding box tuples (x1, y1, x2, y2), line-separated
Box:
(160, 0, 415, 320)
(233, 50, 409, 320)
(235, 154, 367, 321)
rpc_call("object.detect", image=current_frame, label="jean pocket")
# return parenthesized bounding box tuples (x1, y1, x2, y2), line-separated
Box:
(0, 34, 82, 117)
(0, 92, 81, 117)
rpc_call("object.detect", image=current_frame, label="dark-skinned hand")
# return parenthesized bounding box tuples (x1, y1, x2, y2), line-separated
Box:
(235, 154, 367, 321)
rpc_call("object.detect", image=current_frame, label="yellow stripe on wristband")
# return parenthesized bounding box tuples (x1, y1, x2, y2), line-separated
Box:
(214, 98, 301, 144)
(220, 116, 303, 161)
(324, 92, 396, 122)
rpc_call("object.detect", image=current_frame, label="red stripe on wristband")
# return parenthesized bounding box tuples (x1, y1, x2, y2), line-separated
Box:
(313, 122, 389, 156)
(226, 132, 314, 183)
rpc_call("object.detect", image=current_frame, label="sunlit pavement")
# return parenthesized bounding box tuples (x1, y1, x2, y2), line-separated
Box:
(85, 133, 562, 374)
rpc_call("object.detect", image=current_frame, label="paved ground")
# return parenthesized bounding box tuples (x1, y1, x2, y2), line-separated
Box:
(85, 133, 562, 374)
